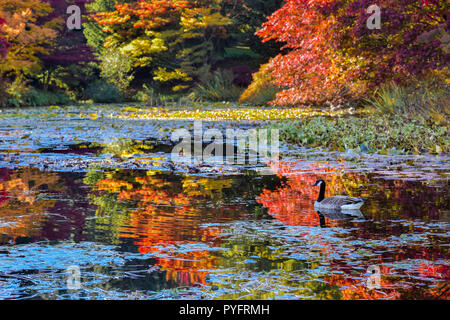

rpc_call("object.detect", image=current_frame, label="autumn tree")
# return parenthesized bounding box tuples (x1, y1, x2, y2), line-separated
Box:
(333, 0, 448, 82)
(255, 0, 449, 106)
(0, 18, 10, 58)
(0, 0, 58, 78)
(38, 0, 96, 92)
(92, 0, 232, 91)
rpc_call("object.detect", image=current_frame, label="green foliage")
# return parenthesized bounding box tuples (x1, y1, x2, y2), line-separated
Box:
(2, 76, 73, 107)
(83, 166, 106, 186)
(35, 64, 96, 101)
(85, 79, 122, 103)
(223, 47, 260, 60)
(193, 69, 243, 102)
(84, 0, 117, 54)
(5, 76, 29, 107)
(0, 79, 8, 108)
(222, 0, 283, 59)
(133, 84, 192, 107)
(99, 48, 134, 93)
(268, 115, 449, 154)
(24, 89, 72, 107)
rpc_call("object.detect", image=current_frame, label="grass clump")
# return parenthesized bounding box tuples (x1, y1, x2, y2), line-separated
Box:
(268, 115, 449, 154)
(2, 77, 73, 107)
(239, 63, 279, 105)
(132, 84, 195, 107)
(193, 69, 243, 102)
(366, 77, 449, 123)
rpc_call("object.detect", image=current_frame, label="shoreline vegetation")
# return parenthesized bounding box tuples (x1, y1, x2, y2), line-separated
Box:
(1, 101, 447, 156)
(0, 0, 448, 156)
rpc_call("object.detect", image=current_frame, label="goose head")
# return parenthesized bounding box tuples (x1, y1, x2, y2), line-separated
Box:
(312, 179, 326, 202)
(312, 179, 325, 187)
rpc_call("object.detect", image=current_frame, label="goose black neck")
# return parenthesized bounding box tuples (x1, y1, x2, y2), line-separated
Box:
(317, 182, 325, 202)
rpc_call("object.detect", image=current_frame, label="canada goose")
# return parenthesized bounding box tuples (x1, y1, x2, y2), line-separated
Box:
(312, 179, 364, 210)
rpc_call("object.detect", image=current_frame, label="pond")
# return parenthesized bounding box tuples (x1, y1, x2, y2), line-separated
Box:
(0, 106, 448, 299)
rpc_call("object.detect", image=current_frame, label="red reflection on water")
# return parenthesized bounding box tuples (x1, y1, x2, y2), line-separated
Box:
(257, 161, 450, 300)
(257, 162, 354, 227)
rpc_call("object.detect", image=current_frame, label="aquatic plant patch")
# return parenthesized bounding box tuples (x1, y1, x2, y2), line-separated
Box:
(267, 115, 449, 154)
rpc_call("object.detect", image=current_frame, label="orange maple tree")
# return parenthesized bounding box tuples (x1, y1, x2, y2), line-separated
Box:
(256, 0, 448, 106)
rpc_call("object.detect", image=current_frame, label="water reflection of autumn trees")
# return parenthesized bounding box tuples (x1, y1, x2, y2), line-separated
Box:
(0, 168, 61, 241)
(2, 163, 446, 299)
(258, 161, 448, 227)
(0, 167, 96, 243)
(86, 169, 277, 286)
(86, 163, 449, 298)
(258, 162, 363, 226)
(256, 161, 449, 299)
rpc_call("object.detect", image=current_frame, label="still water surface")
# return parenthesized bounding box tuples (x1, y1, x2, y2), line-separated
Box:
(0, 163, 448, 299)
(0, 106, 448, 299)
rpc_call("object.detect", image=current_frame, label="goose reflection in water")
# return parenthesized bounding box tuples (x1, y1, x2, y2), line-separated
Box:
(316, 208, 365, 228)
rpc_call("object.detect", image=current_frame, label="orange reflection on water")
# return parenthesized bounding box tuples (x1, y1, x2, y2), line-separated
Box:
(326, 262, 450, 300)
(93, 172, 244, 286)
(0, 168, 61, 240)
(156, 251, 217, 286)
(257, 161, 450, 300)
(257, 161, 362, 226)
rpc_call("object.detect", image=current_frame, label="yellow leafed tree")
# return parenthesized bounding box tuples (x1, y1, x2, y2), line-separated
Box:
(0, 0, 60, 77)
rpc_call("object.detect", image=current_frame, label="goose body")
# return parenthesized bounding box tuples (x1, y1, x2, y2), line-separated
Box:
(313, 179, 364, 210)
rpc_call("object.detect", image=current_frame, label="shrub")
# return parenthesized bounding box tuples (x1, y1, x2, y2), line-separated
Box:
(239, 63, 279, 105)
(25, 89, 72, 106)
(193, 69, 243, 102)
(133, 84, 157, 103)
(133, 84, 193, 107)
(99, 48, 134, 93)
(1, 76, 73, 107)
(85, 80, 122, 103)
(5, 77, 29, 107)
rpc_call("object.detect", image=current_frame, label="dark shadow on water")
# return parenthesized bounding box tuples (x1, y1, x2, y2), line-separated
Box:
(316, 209, 364, 228)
